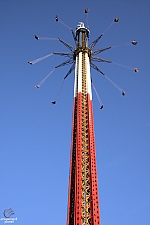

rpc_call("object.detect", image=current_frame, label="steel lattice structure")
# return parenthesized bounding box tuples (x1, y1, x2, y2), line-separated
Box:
(66, 23, 101, 225)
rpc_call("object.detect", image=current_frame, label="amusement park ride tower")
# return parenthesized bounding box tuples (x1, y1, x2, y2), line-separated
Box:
(28, 12, 138, 225)
(66, 22, 101, 225)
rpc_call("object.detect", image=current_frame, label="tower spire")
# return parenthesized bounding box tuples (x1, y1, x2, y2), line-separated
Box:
(67, 22, 100, 225)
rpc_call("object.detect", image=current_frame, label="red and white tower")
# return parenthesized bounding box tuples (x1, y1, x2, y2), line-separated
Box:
(67, 22, 100, 225)
(28, 15, 138, 225)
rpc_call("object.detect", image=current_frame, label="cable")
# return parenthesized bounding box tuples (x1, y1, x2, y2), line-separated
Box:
(91, 79, 104, 109)
(59, 20, 72, 30)
(85, 8, 89, 28)
(56, 79, 65, 101)
(51, 79, 66, 105)
(28, 53, 53, 65)
(111, 61, 133, 70)
(38, 37, 58, 41)
(35, 68, 55, 88)
(55, 15, 72, 30)
(111, 42, 131, 48)
(102, 20, 114, 34)
(104, 75, 125, 95)
(102, 17, 119, 35)
(34, 35, 58, 41)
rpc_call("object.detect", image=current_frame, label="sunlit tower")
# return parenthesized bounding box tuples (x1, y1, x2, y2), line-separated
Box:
(28, 11, 138, 225)
(66, 22, 101, 225)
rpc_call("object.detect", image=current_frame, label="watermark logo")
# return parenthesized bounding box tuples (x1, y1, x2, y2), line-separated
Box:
(0, 208, 17, 224)
(3, 209, 14, 219)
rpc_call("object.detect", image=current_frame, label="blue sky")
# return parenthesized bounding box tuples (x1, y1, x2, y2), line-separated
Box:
(0, 0, 150, 224)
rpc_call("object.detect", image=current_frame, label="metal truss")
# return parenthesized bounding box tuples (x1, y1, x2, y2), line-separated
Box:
(92, 57, 112, 63)
(89, 33, 103, 49)
(55, 58, 74, 68)
(90, 62, 105, 75)
(92, 46, 112, 55)
(53, 52, 73, 58)
(64, 63, 75, 79)
(71, 28, 77, 43)
(58, 38, 75, 52)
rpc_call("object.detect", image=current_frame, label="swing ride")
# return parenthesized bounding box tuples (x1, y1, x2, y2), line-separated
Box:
(28, 9, 138, 225)
(28, 10, 138, 108)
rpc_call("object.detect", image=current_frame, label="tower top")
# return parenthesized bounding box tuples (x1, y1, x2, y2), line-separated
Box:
(77, 22, 85, 28)
(75, 22, 90, 48)
(76, 21, 90, 34)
